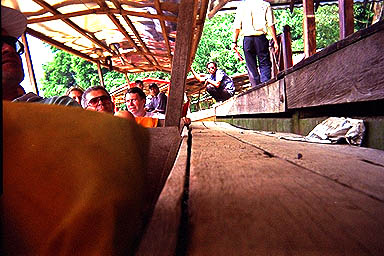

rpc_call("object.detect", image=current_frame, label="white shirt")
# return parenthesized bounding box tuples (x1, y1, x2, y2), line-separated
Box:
(233, 0, 276, 36)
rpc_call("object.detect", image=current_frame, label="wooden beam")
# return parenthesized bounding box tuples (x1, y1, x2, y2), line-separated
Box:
(32, 0, 114, 55)
(124, 73, 130, 85)
(208, 0, 231, 19)
(154, 0, 172, 57)
(110, 0, 160, 67)
(25, 28, 123, 73)
(281, 25, 293, 70)
(303, 0, 316, 57)
(165, 0, 196, 127)
(97, 61, 105, 87)
(21, 33, 39, 95)
(27, 7, 178, 24)
(190, 0, 210, 68)
(338, 0, 354, 39)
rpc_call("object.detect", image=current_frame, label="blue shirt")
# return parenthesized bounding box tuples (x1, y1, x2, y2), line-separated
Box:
(209, 69, 235, 95)
(146, 92, 167, 114)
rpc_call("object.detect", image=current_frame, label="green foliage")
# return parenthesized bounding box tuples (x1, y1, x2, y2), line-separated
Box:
(354, 3, 375, 30)
(192, 13, 246, 76)
(40, 4, 376, 98)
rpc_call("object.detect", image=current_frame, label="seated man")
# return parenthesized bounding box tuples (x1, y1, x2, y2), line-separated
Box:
(65, 86, 84, 105)
(191, 61, 235, 102)
(2, 6, 148, 255)
(82, 86, 135, 120)
(125, 87, 164, 118)
(119, 87, 162, 127)
(145, 83, 167, 114)
(134, 79, 144, 90)
(1, 6, 79, 107)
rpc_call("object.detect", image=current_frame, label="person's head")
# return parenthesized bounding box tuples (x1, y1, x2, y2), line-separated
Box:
(134, 80, 144, 90)
(2, 6, 27, 100)
(82, 86, 114, 113)
(206, 61, 217, 75)
(148, 83, 160, 97)
(65, 86, 84, 104)
(125, 87, 146, 117)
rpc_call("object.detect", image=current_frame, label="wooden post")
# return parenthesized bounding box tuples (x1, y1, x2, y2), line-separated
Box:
(124, 73, 130, 85)
(197, 89, 201, 111)
(97, 61, 105, 87)
(165, 0, 197, 127)
(281, 25, 293, 70)
(21, 33, 39, 95)
(338, 0, 354, 39)
(303, 0, 316, 57)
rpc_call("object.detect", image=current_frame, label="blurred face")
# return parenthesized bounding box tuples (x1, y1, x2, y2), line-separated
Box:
(126, 93, 146, 117)
(149, 88, 158, 97)
(84, 89, 114, 113)
(68, 90, 83, 104)
(135, 82, 143, 90)
(2, 28, 25, 100)
(207, 63, 217, 75)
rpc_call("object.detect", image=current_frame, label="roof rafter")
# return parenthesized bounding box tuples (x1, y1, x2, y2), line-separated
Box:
(110, 0, 161, 69)
(154, 0, 172, 58)
(26, 27, 126, 72)
(31, 0, 115, 55)
(27, 7, 178, 24)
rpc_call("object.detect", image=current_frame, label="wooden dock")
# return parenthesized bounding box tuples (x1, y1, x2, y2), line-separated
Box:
(137, 121, 384, 255)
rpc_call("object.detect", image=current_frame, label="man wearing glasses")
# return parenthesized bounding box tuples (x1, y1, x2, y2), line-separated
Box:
(2, 6, 79, 106)
(191, 61, 235, 102)
(81, 86, 116, 113)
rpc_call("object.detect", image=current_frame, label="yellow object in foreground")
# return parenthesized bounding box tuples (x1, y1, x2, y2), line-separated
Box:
(135, 116, 159, 128)
(2, 101, 150, 255)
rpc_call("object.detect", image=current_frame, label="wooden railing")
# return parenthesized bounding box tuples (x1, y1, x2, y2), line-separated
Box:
(271, 25, 293, 79)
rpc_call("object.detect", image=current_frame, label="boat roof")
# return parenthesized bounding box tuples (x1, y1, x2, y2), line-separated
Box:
(2, 0, 209, 74)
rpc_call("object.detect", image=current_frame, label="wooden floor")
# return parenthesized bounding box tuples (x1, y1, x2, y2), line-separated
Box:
(137, 121, 384, 256)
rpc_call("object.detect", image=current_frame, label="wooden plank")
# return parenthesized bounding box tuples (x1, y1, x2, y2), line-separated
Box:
(21, 33, 39, 95)
(187, 122, 384, 255)
(136, 128, 189, 255)
(303, 0, 316, 57)
(285, 28, 384, 109)
(209, 121, 384, 201)
(97, 61, 105, 87)
(281, 25, 293, 70)
(215, 79, 286, 115)
(165, 0, 196, 127)
(145, 127, 182, 211)
(338, 0, 354, 39)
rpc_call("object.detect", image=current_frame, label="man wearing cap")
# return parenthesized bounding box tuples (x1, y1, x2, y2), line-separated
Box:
(1, 5, 79, 106)
(232, 0, 279, 88)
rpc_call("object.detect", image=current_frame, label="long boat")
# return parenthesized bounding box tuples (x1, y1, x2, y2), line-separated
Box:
(2, 0, 384, 255)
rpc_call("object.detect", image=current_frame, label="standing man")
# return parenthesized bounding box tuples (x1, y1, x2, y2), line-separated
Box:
(232, 0, 279, 88)
(145, 83, 167, 114)
(191, 62, 235, 102)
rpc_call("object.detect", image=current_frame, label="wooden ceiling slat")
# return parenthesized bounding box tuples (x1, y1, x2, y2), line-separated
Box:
(208, 0, 231, 19)
(31, 0, 115, 55)
(26, 7, 178, 23)
(190, 0, 209, 69)
(154, 0, 172, 58)
(111, 0, 161, 69)
(95, 0, 141, 68)
(25, 27, 123, 72)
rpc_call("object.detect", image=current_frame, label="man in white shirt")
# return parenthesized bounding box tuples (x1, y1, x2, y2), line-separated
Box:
(232, 0, 279, 88)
